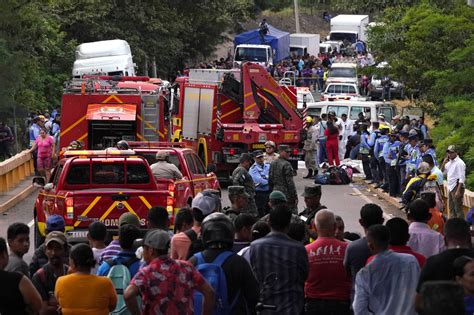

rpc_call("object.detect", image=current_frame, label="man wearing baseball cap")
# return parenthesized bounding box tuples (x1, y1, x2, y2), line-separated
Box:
(441, 145, 466, 219)
(264, 140, 279, 164)
(29, 215, 68, 276)
(124, 230, 215, 314)
(249, 150, 271, 217)
(232, 153, 258, 217)
(150, 151, 183, 180)
(269, 145, 298, 213)
(224, 186, 250, 222)
(31, 231, 68, 313)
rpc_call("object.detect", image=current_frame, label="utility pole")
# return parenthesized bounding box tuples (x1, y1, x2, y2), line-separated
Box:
(294, 0, 301, 33)
(151, 57, 157, 78)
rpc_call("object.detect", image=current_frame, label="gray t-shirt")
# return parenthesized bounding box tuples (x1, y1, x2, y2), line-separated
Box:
(5, 252, 29, 277)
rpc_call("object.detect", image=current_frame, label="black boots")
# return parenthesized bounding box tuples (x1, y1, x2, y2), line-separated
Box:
(304, 169, 314, 179)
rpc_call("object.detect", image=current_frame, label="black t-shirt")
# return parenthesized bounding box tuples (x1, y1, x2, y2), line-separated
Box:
(189, 248, 260, 314)
(0, 270, 27, 315)
(417, 248, 474, 292)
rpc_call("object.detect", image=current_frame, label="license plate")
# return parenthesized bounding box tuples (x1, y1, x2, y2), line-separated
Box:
(67, 231, 88, 238)
(252, 143, 265, 149)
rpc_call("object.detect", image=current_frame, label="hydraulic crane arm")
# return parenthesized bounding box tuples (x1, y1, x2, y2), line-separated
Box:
(241, 62, 302, 128)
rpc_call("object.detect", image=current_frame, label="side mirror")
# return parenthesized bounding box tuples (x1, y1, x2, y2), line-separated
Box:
(32, 176, 46, 188)
(206, 163, 217, 174)
(44, 183, 54, 191)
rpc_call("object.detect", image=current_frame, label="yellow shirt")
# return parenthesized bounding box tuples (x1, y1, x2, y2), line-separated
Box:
(55, 273, 117, 315)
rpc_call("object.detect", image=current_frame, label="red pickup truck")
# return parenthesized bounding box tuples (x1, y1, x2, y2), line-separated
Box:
(33, 146, 219, 247)
(129, 142, 221, 207)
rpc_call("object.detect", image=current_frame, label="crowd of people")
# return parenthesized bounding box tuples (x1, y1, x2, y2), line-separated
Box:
(301, 110, 464, 215)
(1, 183, 473, 315)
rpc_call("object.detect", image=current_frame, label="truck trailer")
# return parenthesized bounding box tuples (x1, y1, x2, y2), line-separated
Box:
(329, 15, 369, 43)
(290, 33, 320, 57)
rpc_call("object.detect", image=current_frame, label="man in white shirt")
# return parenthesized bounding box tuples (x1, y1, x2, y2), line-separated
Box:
(339, 113, 353, 160)
(441, 145, 466, 219)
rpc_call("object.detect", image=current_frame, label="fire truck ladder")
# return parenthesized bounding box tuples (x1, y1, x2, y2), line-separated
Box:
(140, 94, 160, 141)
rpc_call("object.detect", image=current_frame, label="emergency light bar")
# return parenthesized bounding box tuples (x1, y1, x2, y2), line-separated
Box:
(63, 148, 136, 157)
(81, 75, 150, 82)
(128, 141, 186, 148)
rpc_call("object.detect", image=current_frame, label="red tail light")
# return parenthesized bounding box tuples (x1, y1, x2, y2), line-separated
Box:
(229, 148, 235, 155)
(167, 182, 175, 224)
(65, 197, 74, 225)
(292, 149, 299, 155)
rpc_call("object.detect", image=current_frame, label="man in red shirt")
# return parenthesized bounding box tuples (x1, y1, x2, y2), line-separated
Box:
(305, 210, 351, 315)
(124, 230, 215, 315)
(366, 217, 426, 268)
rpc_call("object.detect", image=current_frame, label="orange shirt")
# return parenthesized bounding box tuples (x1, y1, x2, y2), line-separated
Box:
(55, 273, 117, 315)
(170, 226, 201, 260)
(428, 208, 445, 235)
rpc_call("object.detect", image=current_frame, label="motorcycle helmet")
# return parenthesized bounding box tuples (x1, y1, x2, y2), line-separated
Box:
(201, 213, 234, 248)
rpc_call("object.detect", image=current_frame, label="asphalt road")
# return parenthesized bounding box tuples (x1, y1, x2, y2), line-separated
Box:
(0, 162, 403, 265)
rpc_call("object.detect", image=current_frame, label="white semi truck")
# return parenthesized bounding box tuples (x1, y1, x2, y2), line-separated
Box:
(289, 33, 320, 57)
(329, 15, 369, 44)
(72, 39, 136, 77)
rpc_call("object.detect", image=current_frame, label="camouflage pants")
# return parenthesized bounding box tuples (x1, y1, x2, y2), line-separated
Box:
(305, 150, 317, 171)
(247, 197, 260, 218)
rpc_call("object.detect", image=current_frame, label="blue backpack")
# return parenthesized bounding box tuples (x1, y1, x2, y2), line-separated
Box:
(193, 251, 240, 315)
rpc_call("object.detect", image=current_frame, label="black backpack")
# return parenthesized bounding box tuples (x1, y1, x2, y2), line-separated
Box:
(185, 229, 205, 260)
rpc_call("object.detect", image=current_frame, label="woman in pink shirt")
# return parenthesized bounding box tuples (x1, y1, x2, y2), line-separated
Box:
(30, 129, 56, 182)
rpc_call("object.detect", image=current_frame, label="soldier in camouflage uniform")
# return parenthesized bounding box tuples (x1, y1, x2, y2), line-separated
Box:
(269, 145, 298, 213)
(231, 153, 259, 217)
(224, 186, 250, 222)
(259, 190, 303, 224)
(299, 184, 327, 239)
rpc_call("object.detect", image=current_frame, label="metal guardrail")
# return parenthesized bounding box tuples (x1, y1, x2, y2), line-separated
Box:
(0, 150, 34, 193)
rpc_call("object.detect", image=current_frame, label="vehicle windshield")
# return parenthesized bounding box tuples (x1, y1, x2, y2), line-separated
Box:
(290, 47, 305, 57)
(328, 68, 356, 78)
(297, 92, 315, 103)
(235, 47, 267, 62)
(330, 32, 357, 43)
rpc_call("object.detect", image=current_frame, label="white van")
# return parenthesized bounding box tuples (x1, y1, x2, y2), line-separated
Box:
(306, 100, 397, 122)
(72, 39, 136, 77)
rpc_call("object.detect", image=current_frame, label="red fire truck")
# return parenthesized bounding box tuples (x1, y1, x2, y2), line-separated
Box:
(60, 76, 170, 151)
(171, 62, 304, 181)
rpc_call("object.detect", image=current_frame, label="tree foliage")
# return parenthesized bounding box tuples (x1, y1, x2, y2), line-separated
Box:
(368, 0, 474, 189)
(0, 0, 253, 123)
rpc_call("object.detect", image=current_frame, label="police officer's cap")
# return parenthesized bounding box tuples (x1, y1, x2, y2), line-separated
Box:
(269, 190, 287, 202)
(421, 139, 433, 145)
(239, 153, 253, 164)
(301, 184, 322, 198)
(228, 186, 249, 198)
(156, 151, 170, 160)
(398, 130, 409, 137)
(253, 150, 264, 158)
(277, 144, 291, 153)
(408, 134, 418, 141)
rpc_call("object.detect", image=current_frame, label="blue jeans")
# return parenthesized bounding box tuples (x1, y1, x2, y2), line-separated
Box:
(350, 144, 360, 160)
(318, 139, 327, 164)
